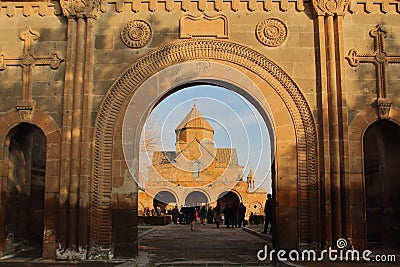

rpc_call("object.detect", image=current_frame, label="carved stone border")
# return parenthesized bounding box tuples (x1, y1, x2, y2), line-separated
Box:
(101, 0, 306, 13)
(91, 39, 319, 246)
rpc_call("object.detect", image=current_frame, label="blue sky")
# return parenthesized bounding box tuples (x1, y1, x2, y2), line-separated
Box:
(142, 84, 272, 192)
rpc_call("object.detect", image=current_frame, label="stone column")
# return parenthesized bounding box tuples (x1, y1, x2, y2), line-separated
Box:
(68, 15, 85, 249)
(312, 0, 351, 248)
(59, 0, 101, 254)
(59, 16, 76, 251)
(78, 15, 95, 250)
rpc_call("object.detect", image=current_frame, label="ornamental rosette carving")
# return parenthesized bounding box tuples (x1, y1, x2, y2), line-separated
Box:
(312, 0, 351, 15)
(60, 0, 102, 19)
(256, 18, 287, 47)
(121, 20, 152, 49)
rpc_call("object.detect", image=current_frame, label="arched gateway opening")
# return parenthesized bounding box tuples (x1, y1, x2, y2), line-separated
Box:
(91, 39, 318, 258)
(364, 120, 400, 247)
(185, 191, 209, 207)
(153, 191, 177, 213)
(2, 123, 46, 256)
(218, 191, 240, 208)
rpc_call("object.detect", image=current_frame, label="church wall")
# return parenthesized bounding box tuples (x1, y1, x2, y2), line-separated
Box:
(343, 13, 400, 124)
(91, 4, 317, 119)
(0, 7, 67, 126)
(341, 5, 400, 249)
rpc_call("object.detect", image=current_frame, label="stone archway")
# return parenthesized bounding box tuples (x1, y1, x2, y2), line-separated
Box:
(91, 39, 319, 256)
(217, 191, 241, 209)
(185, 191, 209, 207)
(153, 191, 177, 213)
(0, 110, 61, 258)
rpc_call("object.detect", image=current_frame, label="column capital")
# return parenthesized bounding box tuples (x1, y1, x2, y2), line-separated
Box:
(312, 0, 350, 16)
(60, 0, 102, 19)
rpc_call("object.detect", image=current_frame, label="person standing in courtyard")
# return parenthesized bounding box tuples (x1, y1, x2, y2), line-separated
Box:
(172, 205, 179, 224)
(188, 206, 196, 231)
(223, 203, 231, 228)
(214, 203, 222, 228)
(230, 202, 238, 228)
(237, 202, 246, 228)
(200, 205, 207, 225)
(262, 193, 273, 234)
(207, 206, 214, 224)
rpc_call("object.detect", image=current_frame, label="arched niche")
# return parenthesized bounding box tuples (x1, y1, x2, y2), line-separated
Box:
(185, 191, 209, 207)
(0, 110, 61, 258)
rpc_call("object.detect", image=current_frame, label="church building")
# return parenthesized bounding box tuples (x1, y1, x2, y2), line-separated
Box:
(138, 102, 267, 217)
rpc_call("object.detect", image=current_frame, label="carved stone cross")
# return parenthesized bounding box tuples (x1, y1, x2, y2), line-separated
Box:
(0, 27, 63, 119)
(346, 25, 400, 119)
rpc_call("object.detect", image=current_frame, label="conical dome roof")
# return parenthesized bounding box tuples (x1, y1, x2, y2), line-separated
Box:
(175, 102, 214, 132)
(247, 169, 254, 178)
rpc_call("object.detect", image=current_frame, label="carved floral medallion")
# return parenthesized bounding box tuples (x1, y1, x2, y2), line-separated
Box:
(121, 20, 152, 48)
(256, 18, 287, 47)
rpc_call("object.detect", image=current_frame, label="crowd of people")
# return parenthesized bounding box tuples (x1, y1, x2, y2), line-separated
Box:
(168, 202, 247, 231)
(143, 194, 273, 233)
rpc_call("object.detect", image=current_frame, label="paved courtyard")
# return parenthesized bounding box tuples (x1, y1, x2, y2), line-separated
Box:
(135, 222, 273, 266)
(1, 222, 398, 266)
(0, 222, 272, 267)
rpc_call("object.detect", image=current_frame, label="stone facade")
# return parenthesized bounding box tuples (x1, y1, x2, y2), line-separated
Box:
(0, 0, 399, 260)
(138, 103, 266, 217)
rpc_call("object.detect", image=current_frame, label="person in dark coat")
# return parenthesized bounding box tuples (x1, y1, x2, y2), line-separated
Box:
(223, 204, 231, 228)
(172, 205, 179, 224)
(180, 206, 187, 224)
(200, 205, 207, 225)
(187, 206, 196, 231)
(214, 203, 222, 228)
(207, 206, 214, 224)
(237, 202, 247, 228)
(262, 193, 273, 234)
(230, 202, 238, 228)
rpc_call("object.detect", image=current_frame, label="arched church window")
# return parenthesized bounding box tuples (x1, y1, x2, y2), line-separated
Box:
(193, 161, 199, 178)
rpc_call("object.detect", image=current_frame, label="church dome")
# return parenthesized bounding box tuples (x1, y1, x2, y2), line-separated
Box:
(175, 102, 214, 133)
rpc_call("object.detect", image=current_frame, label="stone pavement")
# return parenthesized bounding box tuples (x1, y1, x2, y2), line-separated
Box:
(134, 222, 273, 266)
(0, 222, 272, 267)
(3, 222, 397, 267)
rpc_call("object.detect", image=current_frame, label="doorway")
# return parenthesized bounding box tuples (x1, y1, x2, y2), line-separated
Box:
(185, 191, 208, 207)
(4, 123, 46, 256)
(364, 120, 400, 247)
(217, 191, 240, 208)
(153, 191, 177, 214)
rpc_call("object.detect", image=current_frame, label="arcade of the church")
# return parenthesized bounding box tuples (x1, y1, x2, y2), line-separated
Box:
(0, 0, 399, 261)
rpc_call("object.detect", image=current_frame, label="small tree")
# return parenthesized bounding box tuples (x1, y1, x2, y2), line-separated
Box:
(139, 116, 161, 189)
